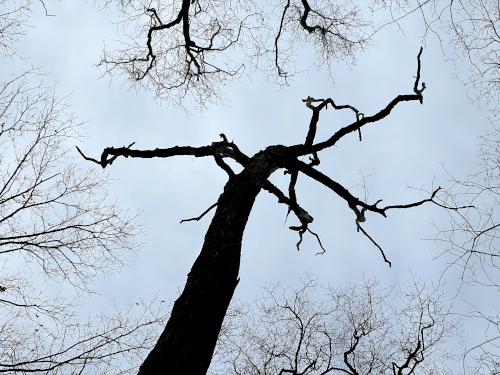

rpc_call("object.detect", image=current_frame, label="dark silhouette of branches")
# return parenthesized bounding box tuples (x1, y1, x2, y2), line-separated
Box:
(98, 0, 499, 110)
(273, 0, 369, 79)
(99, 0, 254, 105)
(98, 0, 370, 104)
(3, 0, 496, 373)
(73, 1, 498, 373)
(83, 48, 467, 271)
(77, 49, 476, 374)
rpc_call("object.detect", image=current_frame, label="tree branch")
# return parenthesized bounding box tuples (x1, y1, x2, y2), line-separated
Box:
(77, 141, 234, 169)
(180, 202, 218, 223)
(356, 223, 392, 267)
(290, 48, 426, 156)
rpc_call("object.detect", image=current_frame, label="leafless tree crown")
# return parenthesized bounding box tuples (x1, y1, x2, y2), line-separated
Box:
(211, 278, 455, 375)
(0, 1, 170, 369)
(98, 0, 369, 105)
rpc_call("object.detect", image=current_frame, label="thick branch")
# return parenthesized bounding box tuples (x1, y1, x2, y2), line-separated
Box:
(290, 48, 426, 156)
(76, 141, 238, 169)
(139, 1, 191, 79)
(294, 161, 468, 264)
(263, 181, 313, 227)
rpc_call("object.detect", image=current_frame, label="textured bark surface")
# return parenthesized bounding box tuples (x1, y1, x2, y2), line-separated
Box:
(138, 147, 286, 375)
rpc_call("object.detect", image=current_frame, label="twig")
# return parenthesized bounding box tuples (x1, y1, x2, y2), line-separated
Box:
(356, 223, 392, 267)
(309, 228, 326, 255)
(75, 146, 100, 165)
(413, 47, 426, 102)
(379, 187, 473, 214)
(180, 202, 218, 223)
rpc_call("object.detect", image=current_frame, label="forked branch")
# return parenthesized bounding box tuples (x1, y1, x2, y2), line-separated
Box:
(290, 47, 427, 156)
(82, 48, 466, 265)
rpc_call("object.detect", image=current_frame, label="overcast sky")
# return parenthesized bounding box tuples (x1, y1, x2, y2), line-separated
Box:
(4, 1, 496, 371)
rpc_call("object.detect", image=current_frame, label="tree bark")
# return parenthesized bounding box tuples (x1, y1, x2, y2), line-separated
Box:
(138, 146, 287, 375)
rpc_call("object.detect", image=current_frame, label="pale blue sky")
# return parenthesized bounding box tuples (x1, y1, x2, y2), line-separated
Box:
(4, 1, 496, 371)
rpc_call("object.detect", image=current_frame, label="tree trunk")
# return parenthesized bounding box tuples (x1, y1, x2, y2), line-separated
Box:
(138, 146, 286, 375)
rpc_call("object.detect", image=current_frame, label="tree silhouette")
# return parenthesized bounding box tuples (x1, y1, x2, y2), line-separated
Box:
(80, 47, 467, 374)
(36, 0, 495, 373)
(2, 0, 497, 373)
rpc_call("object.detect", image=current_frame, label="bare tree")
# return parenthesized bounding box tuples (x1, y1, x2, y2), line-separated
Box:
(367, 1, 499, 369)
(210, 278, 455, 375)
(458, 302, 499, 374)
(447, 0, 499, 111)
(98, 0, 370, 106)
(0, 68, 172, 373)
(98, 0, 499, 111)
(436, 126, 499, 289)
(0, 297, 166, 374)
(69, 0, 496, 374)
(432, 125, 499, 374)
(0, 0, 55, 55)
(3, 0, 495, 374)
(0, 0, 29, 55)
(0, 0, 173, 367)
(0, 72, 135, 289)
(79, 46, 471, 374)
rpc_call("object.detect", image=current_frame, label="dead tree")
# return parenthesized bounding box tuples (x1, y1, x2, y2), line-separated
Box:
(80, 47, 466, 374)
(82, 1, 483, 373)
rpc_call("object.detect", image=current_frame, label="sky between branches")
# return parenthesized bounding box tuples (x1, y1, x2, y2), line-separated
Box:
(2, 1, 496, 371)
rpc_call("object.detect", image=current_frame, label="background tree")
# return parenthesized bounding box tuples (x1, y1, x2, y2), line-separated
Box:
(380, 1, 500, 369)
(210, 278, 455, 375)
(0, 0, 29, 55)
(99, 0, 499, 111)
(435, 125, 499, 373)
(0, 1, 167, 373)
(98, 0, 371, 105)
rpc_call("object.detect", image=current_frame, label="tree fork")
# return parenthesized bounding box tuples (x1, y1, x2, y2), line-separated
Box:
(76, 49, 452, 374)
(138, 146, 287, 375)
